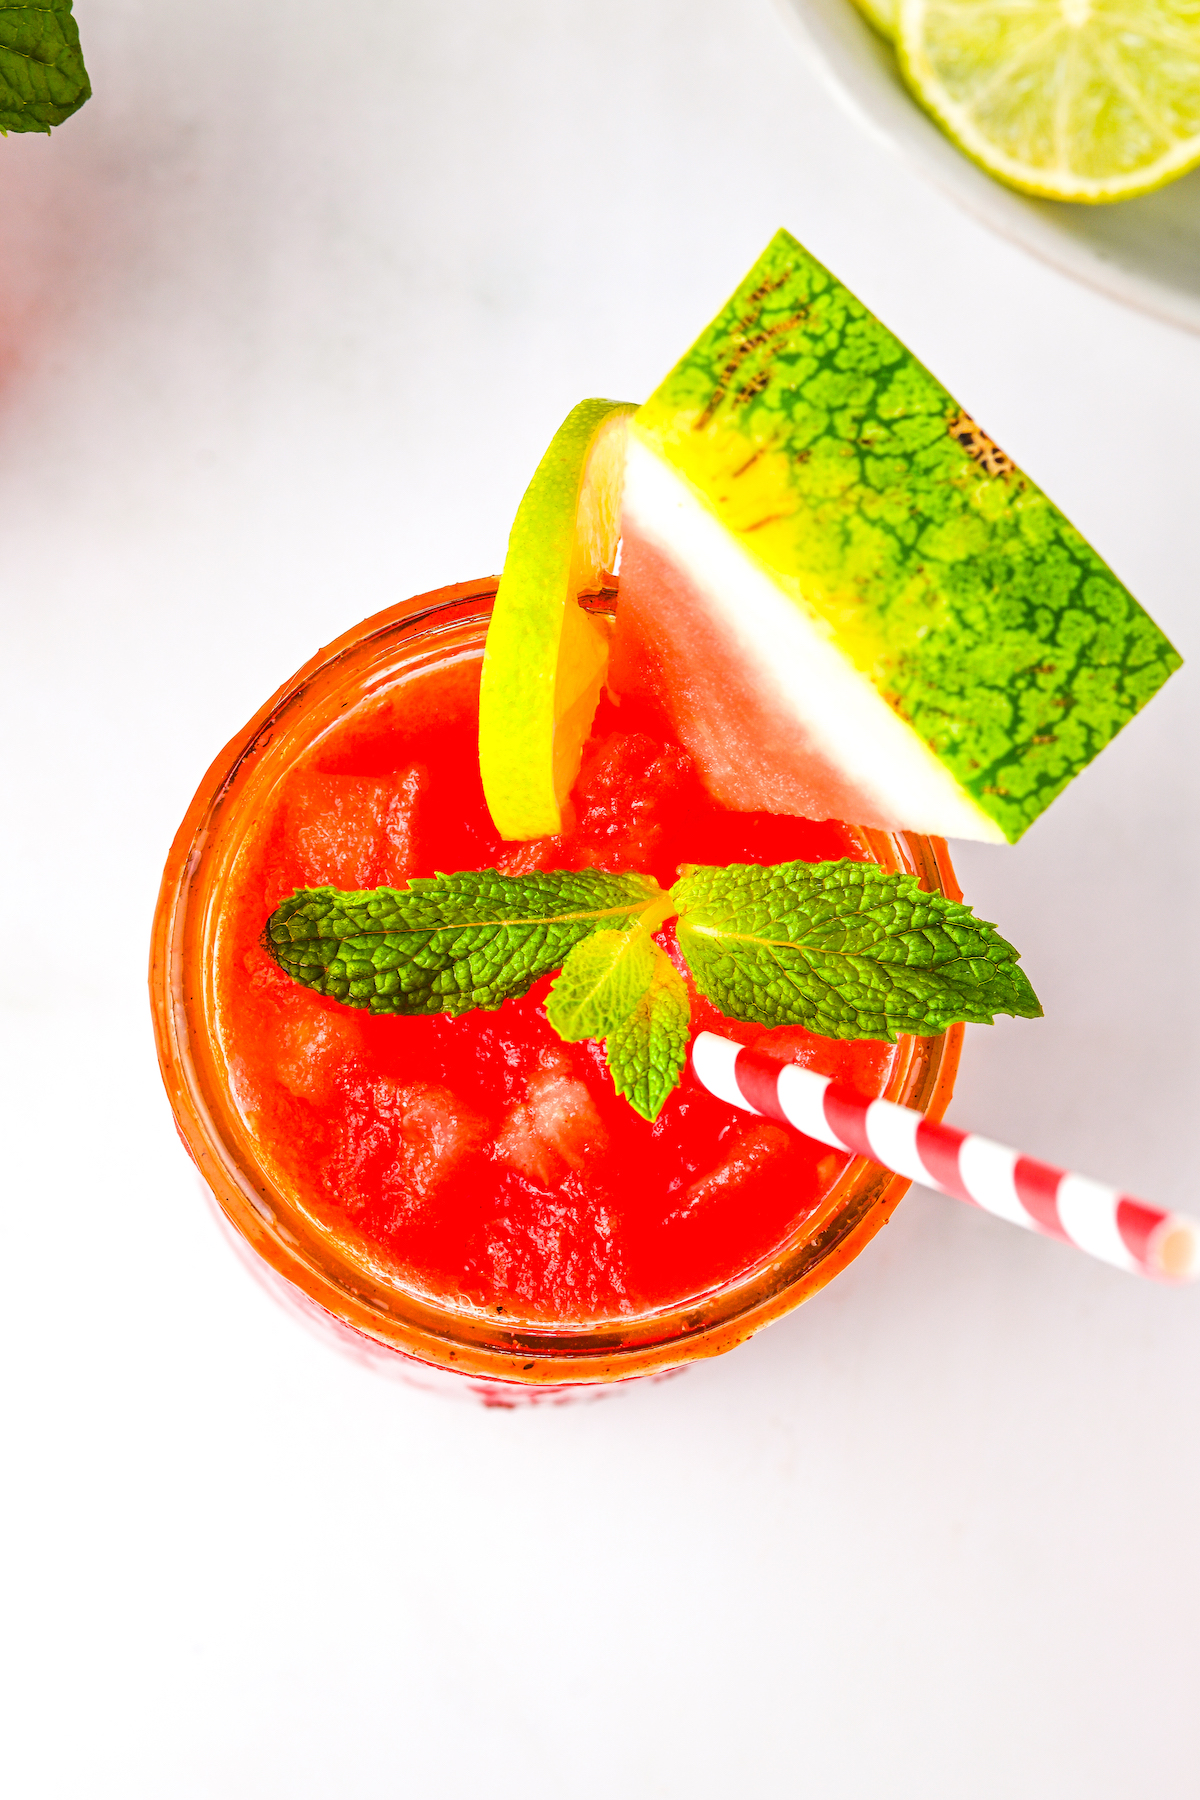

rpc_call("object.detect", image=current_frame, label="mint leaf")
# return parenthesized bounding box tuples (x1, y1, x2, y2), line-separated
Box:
(266, 868, 665, 1017)
(545, 927, 658, 1041)
(0, 2, 90, 134)
(604, 945, 691, 1122)
(545, 903, 688, 1119)
(544, 893, 673, 1042)
(671, 859, 1042, 1041)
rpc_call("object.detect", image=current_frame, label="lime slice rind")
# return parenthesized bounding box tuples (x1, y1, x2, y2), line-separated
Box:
(849, 0, 899, 40)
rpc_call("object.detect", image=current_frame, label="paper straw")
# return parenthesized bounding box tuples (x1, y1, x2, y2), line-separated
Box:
(691, 1032, 1198, 1283)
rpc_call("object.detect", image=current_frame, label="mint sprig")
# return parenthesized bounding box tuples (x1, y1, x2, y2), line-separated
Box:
(264, 856, 1040, 1120)
(0, 2, 90, 134)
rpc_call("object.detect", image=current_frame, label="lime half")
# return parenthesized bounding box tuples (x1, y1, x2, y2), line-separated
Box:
(898, 0, 1200, 203)
(479, 399, 636, 840)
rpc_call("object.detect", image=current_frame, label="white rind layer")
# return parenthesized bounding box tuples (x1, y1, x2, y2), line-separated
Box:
(623, 435, 1006, 844)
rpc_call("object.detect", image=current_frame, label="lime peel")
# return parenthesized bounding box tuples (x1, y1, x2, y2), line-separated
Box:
(849, 0, 899, 40)
(479, 399, 636, 840)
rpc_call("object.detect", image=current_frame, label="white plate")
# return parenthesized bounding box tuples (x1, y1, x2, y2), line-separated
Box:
(777, 0, 1200, 335)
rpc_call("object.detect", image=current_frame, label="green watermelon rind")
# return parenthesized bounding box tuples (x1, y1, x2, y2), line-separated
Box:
(635, 230, 1181, 843)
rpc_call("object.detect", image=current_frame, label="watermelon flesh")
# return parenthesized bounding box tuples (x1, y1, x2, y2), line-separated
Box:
(611, 230, 1181, 845)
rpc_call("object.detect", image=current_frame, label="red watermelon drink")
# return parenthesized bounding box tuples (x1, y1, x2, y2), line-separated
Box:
(152, 229, 1173, 1395)
(150, 580, 962, 1393)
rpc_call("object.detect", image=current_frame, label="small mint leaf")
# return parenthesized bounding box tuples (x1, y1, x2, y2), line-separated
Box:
(604, 945, 691, 1122)
(0, 2, 90, 134)
(545, 928, 658, 1043)
(544, 892, 672, 1042)
(266, 868, 664, 1016)
(671, 859, 1042, 1041)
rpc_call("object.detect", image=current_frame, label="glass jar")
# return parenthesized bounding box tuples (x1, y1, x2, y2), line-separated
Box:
(150, 579, 962, 1399)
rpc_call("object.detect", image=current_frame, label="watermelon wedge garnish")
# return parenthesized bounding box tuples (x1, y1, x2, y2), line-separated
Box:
(610, 230, 1181, 844)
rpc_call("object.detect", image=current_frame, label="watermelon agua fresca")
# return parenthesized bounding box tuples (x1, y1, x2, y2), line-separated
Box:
(611, 229, 1181, 843)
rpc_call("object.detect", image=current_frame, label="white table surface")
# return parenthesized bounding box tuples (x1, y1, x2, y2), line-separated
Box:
(3, 3, 1197, 1795)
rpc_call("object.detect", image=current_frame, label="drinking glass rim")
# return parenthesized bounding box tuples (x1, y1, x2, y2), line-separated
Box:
(150, 577, 962, 1386)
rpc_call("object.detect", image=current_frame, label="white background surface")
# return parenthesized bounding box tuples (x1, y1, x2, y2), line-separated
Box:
(3, 3, 1197, 1795)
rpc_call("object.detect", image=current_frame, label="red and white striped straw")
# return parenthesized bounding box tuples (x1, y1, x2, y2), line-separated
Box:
(691, 1032, 1198, 1283)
